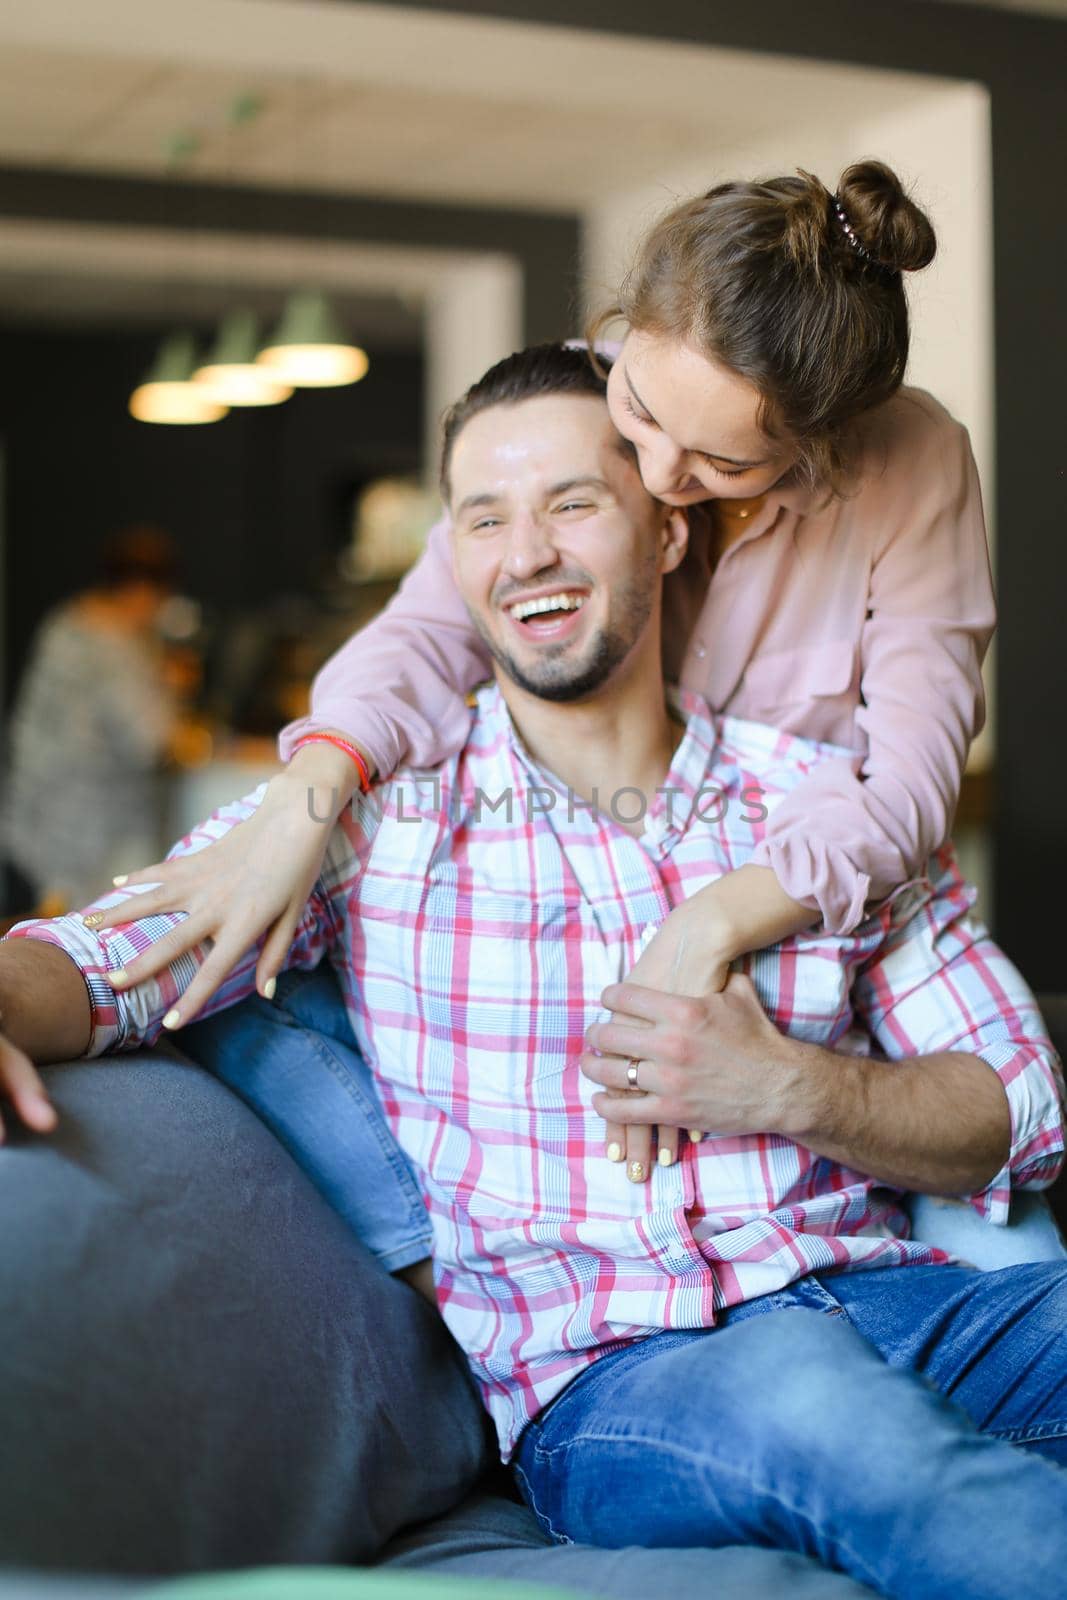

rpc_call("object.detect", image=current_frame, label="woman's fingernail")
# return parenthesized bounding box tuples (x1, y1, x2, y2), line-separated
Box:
(263, 977, 277, 1000)
(112, 875, 129, 887)
(109, 968, 127, 987)
(606, 1141, 623, 1163)
(658, 1147, 673, 1166)
(162, 1008, 181, 1030)
(627, 1160, 646, 1183)
(689, 1129, 704, 1143)
(82, 912, 104, 929)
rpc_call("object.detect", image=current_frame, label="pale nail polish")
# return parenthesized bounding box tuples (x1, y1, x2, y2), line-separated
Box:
(689, 1129, 704, 1142)
(628, 1161, 645, 1182)
(606, 1142, 623, 1163)
(162, 1008, 181, 1030)
(263, 977, 277, 1001)
(109, 968, 127, 986)
(112, 874, 129, 887)
(658, 1147, 673, 1166)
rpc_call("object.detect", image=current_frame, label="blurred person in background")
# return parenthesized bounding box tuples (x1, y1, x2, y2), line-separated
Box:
(3, 525, 194, 915)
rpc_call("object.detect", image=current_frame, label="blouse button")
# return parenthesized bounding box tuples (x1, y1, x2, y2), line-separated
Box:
(693, 641, 707, 660)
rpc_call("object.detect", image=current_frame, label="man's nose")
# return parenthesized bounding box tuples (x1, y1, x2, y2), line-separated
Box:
(502, 510, 558, 580)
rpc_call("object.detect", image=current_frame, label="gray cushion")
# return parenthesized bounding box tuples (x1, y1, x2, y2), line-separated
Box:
(0, 1051, 491, 1576)
(377, 1480, 876, 1598)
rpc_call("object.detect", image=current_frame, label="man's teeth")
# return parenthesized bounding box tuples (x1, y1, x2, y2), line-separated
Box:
(509, 594, 586, 621)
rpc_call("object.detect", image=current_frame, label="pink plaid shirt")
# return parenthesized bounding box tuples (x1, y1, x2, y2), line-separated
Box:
(12, 686, 1063, 1457)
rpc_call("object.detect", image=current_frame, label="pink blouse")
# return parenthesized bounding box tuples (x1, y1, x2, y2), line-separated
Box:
(281, 386, 995, 935)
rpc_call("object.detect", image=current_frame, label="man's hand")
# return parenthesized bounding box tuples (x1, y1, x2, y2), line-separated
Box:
(0, 937, 93, 1135)
(0, 1025, 57, 1140)
(584, 971, 800, 1141)
(600, 868, 817, 1178)
(583, 969, 1014, 1197)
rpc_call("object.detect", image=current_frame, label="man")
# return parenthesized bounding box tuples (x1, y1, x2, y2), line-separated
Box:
(2, 345, 1065, 1600)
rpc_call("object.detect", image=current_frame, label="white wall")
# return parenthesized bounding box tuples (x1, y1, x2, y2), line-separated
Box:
(422, 256, 524, 484)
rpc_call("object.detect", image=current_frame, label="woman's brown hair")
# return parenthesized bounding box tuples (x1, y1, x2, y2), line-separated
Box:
(591, 160, 936, 492)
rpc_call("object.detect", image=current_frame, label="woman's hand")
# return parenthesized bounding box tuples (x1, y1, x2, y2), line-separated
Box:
(594, 893, 733, 1179)
(87, 740, 369, 1027)
(594, 867, 817, 1178)
(582, 971, 803, 1145)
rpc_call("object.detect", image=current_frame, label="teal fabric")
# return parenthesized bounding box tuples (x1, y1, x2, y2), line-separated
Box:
(156, 1570, 580, 1599)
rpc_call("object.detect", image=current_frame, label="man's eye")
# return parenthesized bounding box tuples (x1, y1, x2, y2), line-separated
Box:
(554, 501, 592, 514)
(471, 517, 502, 531)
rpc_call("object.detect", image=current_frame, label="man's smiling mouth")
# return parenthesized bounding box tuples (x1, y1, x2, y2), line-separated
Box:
(506, 592, 587, 623)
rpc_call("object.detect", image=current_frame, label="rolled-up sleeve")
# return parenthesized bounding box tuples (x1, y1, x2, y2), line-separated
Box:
(752, 393, 997, 935)
(4, 787, 342, 1056)
(852, 847, 1065, 1224)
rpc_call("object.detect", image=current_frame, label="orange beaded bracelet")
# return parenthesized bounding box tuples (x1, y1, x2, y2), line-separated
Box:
(290, 733, 372, 794)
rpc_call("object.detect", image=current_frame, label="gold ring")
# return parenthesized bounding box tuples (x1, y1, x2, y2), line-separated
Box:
(626, 1058, 641, 1091)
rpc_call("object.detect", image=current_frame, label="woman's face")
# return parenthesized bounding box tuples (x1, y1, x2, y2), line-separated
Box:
(606, 329, 795, 506)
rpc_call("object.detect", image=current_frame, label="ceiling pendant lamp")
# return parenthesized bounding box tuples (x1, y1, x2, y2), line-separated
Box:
(129, 333, 228, 425)
(257, 290, 369, 388)
(194, 309, 293, 407)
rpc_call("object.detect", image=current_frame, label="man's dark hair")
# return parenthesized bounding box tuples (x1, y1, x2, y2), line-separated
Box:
(439, 343, 610, 499)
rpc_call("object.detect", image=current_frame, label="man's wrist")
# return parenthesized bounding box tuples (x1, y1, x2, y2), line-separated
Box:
(0, 938, 94, 1061)
(771, 1036, 844, 1144)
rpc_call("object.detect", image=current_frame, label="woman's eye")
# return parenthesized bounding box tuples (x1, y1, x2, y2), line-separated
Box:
(623, 396, 654, 428)
(624, 397, 746, 477)
(623, 392, 750, 479)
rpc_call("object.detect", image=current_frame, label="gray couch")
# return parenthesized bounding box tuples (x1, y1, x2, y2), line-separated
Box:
(1, 998, 1063, 1598)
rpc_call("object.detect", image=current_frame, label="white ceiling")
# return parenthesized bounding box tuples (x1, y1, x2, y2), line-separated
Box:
(0, 0, 1015, 334)
(0, 2, 943, 212)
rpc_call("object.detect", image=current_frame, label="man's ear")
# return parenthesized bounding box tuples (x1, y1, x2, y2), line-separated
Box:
(659, 505, 690, 574)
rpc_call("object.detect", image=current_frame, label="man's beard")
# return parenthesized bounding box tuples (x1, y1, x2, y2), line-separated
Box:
(473, 561, 657, 704)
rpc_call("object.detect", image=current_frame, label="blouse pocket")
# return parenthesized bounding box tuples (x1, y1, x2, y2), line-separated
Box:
(739, 639, 856, 738)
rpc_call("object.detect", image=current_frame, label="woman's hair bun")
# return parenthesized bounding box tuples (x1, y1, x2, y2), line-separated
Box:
(835, 160, 937, 273)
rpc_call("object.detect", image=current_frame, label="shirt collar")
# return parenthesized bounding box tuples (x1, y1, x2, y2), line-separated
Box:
(472, 680, 719, 847)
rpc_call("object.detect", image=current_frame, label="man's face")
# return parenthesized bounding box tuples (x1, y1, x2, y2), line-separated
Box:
(448, 393, 685, 703)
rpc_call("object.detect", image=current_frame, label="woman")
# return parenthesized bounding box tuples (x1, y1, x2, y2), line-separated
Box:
(91, 160, 994, 1177)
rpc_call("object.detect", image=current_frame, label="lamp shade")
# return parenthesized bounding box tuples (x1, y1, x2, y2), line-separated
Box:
(257, 290, 369, 388)
(194, 309, 292, 407)
(129, 333, 228, 425)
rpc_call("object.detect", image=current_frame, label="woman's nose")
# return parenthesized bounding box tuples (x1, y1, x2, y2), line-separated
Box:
(639, 436, 687, 496)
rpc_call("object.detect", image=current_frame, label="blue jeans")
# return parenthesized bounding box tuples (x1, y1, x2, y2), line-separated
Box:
(183, 963, 432, 1272)
(514, 1264, 1067, 1599)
